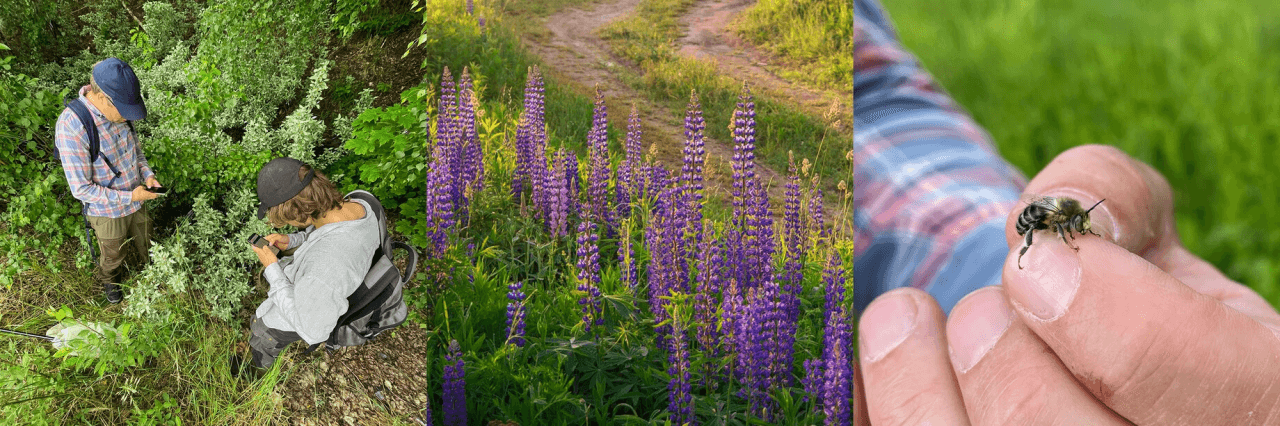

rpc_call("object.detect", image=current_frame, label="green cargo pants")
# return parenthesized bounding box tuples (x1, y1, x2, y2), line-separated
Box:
(86, 205, 152, 285)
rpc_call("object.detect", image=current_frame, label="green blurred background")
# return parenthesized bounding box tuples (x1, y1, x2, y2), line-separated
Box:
(878, 0, 1280, 307)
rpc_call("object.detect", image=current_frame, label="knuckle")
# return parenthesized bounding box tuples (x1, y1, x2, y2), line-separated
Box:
(1092, 321, 1188, 408)
(980, 379, 1056, 425)
(879, 389, 956, 425)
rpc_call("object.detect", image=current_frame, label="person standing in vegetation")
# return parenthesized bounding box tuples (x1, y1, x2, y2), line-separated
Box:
(54, 58, 162, 304)
(235, 157, 381, 373)
(854, 0, 1280, 424)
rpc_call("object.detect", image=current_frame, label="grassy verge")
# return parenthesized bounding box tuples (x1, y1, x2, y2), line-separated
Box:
(732, 0, 852, 93)
(597, 0, 851, 195)
(881, 0, 1280, 304)
(0, 236, 289, 424)
(487, 0, 607, 46)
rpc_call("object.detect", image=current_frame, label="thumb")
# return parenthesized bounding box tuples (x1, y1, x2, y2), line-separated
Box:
(1004, 234, 1280, 424)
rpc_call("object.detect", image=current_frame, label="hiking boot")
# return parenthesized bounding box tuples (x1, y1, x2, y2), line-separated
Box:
(103, 282, 123, 304)
(229, 354, 263, 382)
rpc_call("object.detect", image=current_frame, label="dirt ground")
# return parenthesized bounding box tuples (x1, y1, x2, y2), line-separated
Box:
(523, 0, 850, 213)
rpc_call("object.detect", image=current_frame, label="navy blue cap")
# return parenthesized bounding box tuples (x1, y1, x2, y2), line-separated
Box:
(92, 58, 147, 121)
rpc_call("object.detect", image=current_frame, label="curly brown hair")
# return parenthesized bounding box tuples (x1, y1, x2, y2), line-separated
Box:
(266, 165, 344, 227)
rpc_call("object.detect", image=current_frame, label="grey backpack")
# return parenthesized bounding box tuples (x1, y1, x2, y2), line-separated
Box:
(306, 190, 418, 352)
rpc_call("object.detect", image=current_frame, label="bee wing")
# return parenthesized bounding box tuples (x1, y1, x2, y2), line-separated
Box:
(1019, 194, 1061, 211)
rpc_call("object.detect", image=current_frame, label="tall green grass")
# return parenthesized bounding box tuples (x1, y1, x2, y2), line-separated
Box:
(733, 0, 852, 93)
(881, 0, 1280, 305)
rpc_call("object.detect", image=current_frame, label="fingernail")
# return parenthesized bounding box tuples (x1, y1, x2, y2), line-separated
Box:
(1089, 203, 1118, 243)
(858, 291, 918, 363)
(1007, 236, 1081, 321)
(947, 288, 1013, 373)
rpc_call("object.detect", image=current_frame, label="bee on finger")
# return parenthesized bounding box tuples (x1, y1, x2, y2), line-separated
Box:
(1015, 195, 1106, 269)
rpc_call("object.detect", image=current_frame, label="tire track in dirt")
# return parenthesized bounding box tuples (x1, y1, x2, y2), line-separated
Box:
(524, 0, 837, 215)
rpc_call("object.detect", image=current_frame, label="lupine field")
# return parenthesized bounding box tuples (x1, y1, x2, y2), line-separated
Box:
(1, 0, 853, 424)
(411, 63, 855, 424)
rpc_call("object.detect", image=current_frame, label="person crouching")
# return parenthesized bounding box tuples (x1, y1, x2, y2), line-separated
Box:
(236, 157, 381, 373)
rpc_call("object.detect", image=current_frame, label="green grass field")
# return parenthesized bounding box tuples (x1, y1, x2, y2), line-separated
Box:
(879, 0, 1280, 307)
(733, 0, 851, 93)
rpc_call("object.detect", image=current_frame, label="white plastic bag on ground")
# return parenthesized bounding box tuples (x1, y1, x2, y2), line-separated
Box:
(46, 321, 124, 357)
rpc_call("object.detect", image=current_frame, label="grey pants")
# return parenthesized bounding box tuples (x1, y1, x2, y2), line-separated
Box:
(249, 315, 303, 368)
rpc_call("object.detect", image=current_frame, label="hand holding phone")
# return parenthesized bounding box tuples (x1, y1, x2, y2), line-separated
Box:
(148, 187, 169, 197)
(248, 233, 280, 256)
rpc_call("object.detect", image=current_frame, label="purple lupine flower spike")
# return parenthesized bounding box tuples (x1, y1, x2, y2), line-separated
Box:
(514, 66, 549, 212)
(563, 148, 581, 222)
(425, 133, 454, 256)
(821, 251, 852, 426)
(729, 84, 763, 293)
(455, 67, 482, 223)
(693, 228, 722, 355)
(576, 220, 604, 332)
(810, 183, 826, 238)
(443, 339, 467, 426)
(646, 183, 689, 350)
(617, 104, 642, 220)
(719, 278, 742, 375)
(681, 90, 706, 246)
(803, 358, 825, 407)
(506, 281, 527, 347)
(545, 149, 570, 237)
(666, 304, 696, 425)
(738, 285, 770, 417)
(586, 87, 614, 231)
(773, 158, 807, 390)
(618, 218, 638, 291)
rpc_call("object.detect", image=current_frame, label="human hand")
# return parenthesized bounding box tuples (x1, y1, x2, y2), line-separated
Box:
(145, 176, 161, 189)
(130, 185, 159, 201)
(250, 242, 279, 267)
(263, 233, 289, 250)
(856, 145, 1280, 425)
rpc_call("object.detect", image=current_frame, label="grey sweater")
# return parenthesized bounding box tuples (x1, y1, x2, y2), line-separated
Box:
(256, 198, 380, 344)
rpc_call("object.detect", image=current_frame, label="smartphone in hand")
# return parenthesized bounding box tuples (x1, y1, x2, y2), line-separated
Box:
(148, 187, 169, 197)
(247, 233, 280, 256)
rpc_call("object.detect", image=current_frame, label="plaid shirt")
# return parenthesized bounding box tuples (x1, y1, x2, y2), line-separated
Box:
(55, 85, 154, 219)
(854, 0, 1028, 315)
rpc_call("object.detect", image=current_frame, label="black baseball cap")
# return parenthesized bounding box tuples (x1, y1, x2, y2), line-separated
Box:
(256, 157, 315, 220)
(92, 58, 147, 121)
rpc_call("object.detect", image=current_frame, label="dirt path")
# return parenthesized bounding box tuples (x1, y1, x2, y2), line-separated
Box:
(523, 0, 849, 216)
(678, 0, 851, 132)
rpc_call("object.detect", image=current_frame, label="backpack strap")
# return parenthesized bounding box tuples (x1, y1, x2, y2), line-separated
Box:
(63, 96, 123, 188)
(345, 190, 391, 255)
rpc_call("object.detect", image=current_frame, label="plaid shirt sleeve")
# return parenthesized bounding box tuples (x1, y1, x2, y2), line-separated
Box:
(55, 108, 133, 210)
(854, 0, 1029, 315)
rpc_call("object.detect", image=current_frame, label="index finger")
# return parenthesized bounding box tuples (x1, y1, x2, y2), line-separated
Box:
(1004, 145, 1277, 317)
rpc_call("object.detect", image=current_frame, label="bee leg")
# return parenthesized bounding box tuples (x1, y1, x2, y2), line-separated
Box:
(1087, 227, 1103, 238)
(1058, 224, 1078, 251)
(1018, 230, 1034, 269)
